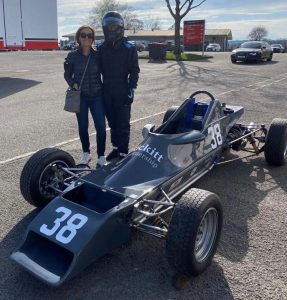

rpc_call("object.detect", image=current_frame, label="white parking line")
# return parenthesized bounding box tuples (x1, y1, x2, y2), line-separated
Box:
(0, 112, 164, 166)
(0, 73, 285, 166)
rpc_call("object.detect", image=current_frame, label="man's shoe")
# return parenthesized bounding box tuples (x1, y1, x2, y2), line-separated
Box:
(79, 152, 91, 165)
(106, 148, 119, 161)
(97, 156, 108, 167)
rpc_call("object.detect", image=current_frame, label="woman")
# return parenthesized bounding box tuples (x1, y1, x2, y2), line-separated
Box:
(64, 25, 107, 166)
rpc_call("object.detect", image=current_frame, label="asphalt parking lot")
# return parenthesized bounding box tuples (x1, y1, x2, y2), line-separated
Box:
(0, 51, 286, 299)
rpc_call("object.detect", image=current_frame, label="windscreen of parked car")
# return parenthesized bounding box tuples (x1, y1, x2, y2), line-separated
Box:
(240, 42, 262, 49)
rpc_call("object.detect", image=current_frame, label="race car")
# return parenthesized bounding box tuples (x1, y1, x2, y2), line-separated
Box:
(11, 91, 287, 287)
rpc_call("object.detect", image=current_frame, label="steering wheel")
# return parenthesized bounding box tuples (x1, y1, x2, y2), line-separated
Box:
(189, 91, 216, 101)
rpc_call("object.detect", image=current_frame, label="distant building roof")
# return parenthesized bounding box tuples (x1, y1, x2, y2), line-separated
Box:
(63, 29, 232, 40)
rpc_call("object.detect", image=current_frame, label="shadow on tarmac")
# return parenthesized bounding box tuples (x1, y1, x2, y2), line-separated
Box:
(1, 212, 234, 299)
(2, 155, 286, 298)
(0, 77, 41, 99)
(195, 154, 287, 262)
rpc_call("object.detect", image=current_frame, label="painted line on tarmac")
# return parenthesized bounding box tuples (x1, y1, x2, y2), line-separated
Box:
(0, 112, 164, 166)
(253, 77, 286, 90)
(0, 73, 285, 166)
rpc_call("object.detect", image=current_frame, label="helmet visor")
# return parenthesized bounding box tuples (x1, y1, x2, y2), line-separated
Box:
(102, 17, 124, 27)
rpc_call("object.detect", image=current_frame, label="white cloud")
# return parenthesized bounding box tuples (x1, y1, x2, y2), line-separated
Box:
(57, 0, 287, 39)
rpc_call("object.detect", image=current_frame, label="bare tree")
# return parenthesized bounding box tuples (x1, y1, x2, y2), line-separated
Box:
(168, 23, 182, 30)
(88, 0, 138, 30)
(248, 26, 268, 41)
(144, 17, 161, 30)
(165, 0, 206, 59)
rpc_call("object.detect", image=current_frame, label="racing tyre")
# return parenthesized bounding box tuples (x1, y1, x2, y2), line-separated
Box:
(166, 188, 222, 277)
(264, 118, 287, 166)
(162, 106, 179, 124)
(20, 148, 75, 207)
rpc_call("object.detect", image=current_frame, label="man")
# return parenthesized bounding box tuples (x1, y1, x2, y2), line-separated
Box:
(98, 11, 140, 161)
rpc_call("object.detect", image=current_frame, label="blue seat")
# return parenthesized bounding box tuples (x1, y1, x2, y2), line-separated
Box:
(184, 101, 209, 131)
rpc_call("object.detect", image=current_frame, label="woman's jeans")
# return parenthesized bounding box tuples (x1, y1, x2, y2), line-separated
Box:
(76, 96, 106, 157)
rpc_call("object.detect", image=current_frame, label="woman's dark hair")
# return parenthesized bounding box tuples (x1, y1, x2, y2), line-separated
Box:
(75, 25, 95, 47)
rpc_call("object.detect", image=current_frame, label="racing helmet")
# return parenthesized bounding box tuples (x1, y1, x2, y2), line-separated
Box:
(102, 11, 124, 42)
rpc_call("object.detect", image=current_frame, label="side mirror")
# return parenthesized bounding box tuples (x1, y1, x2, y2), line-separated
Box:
(142, 124, 155, 139)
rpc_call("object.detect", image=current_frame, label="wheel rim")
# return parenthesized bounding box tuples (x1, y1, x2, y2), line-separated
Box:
(194, 208, 218, 262)
(38, 160, 70, 200)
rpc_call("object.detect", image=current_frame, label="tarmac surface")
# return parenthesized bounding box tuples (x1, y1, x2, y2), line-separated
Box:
(0, 51, 286, 299)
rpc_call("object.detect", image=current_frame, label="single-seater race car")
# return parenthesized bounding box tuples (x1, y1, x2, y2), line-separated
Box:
(11, 91, 287, 287)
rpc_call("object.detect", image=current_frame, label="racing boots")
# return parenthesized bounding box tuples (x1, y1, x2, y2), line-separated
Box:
(106, 148, 119, 161)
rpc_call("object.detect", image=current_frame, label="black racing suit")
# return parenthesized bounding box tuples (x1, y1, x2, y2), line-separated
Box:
(98, 38, 140, 154)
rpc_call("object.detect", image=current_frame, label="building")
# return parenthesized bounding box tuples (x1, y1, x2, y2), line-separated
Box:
(0, 0, 58, 50)
(62, 28, 232, 51)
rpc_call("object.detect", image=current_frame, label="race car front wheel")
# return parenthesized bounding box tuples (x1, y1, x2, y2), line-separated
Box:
(20, 148, 75, 207)
(166, 188, 222, 278)
(264, 118, 287, 166)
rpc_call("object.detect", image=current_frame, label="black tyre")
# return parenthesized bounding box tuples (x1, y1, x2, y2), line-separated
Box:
(267, 53, 273, 61)
(20, 148, 75, 207)
(166, 188, 222, 277)
(264, 118, 287, 166)
(162, 106, 179, 124)
(231, 58, 236, 63)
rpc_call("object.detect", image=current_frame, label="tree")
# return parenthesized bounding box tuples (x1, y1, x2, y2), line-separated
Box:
(248, 26, 268, 41)
(165, 0, 206, 60)
(144, 17, 161, 30)
(88, 0, 139, 30)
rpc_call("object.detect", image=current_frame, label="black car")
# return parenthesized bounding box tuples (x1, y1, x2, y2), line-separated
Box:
(62, 42, 77, 51)
(231, 41, 273, 63)
(271, 44, 285, 53)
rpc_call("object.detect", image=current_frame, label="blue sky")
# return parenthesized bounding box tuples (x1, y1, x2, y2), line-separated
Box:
(57, 0, 287, 40)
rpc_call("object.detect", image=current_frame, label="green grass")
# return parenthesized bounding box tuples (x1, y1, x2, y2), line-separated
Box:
(139, 51, 212, 61)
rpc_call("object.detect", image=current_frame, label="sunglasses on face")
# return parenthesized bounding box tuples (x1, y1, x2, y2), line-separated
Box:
(80, 32, 93, 39)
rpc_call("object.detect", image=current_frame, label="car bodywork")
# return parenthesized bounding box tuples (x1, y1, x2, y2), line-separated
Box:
(11, 91, 287, 287)
(271, 44, 285, 53)
(231, 41, 273, 63)
(206, 43, 221, 51)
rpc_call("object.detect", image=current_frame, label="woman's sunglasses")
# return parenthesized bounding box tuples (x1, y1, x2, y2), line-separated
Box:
(80, 32, 93, 39)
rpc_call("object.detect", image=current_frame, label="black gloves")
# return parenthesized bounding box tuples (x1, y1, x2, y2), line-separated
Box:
(126, 88, 135, 105)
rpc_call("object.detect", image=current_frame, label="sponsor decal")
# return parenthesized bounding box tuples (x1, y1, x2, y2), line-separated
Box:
(133, 151, 158, 168)
(134, 144, 164, 168)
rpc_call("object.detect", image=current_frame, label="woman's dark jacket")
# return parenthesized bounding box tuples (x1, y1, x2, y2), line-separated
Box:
(64, 48, 102, 98)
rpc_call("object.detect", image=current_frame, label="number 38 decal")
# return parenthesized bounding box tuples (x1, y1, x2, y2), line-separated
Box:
(40, 206, 88, 244)
(208, 123, 223, 149)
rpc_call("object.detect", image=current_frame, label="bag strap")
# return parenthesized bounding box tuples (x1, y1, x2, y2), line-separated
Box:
(78, 54, 91, 90)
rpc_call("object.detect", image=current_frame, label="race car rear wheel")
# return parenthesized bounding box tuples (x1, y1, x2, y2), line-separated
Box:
(20, 148, 75, 207)
(264, 118, 287, 166)
(166, 188, 222, 277)
(162, 106, 179, 124)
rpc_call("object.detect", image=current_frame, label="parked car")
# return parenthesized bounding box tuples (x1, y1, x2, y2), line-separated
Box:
(62, 42, 77, 51)
(129, 41, 145, 52)
(271, 44, 285, 53)
(164, 41, 184, 52)
(206, 43, 221, 52)
(231, 41, 273, 63)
